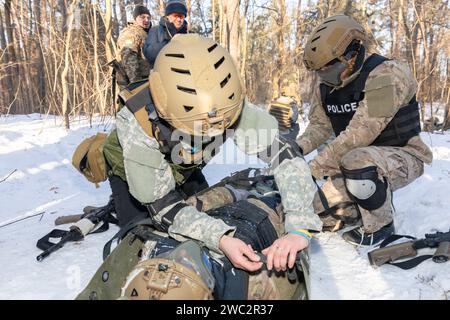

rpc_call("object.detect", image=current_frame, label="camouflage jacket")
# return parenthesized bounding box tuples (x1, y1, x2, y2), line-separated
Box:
(109, 100, 322, 255)
(297, 57, 433, 179)
(116, 23, 151, 83)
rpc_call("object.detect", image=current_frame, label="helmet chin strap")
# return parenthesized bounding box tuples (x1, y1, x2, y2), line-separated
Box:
(333, 57, 356, 88)
(339, 64, 363, 88)
(330, 44, 366, 89)
(319, 61, 349, 88)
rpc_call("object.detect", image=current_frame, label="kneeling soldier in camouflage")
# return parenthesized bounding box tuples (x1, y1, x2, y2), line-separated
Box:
(76, 34, 322, 300)
(298, 15, 433, 245)
(77, 173, 311, 300)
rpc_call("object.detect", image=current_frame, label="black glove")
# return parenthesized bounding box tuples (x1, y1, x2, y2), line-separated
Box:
(258, 134, 304, 168)
(277, 134, 303, 163)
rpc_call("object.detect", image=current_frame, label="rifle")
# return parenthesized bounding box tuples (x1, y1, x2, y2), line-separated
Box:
(54, 201, 114, 226)
(36, 198, 118, 262)
(108, 58, 130, 115)
(36, 228, 84, 262)
(368, 230, 450, 269)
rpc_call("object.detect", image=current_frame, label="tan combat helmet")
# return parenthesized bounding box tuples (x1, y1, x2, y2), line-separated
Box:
(149, 34, 244, 137)
(303, 14, 366, 71)
(122, 258, 213, 300)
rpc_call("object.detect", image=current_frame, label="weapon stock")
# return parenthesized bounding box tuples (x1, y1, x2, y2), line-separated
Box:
(368, 230, 450, 268)
(54, 214, 83, 226)
(368, 241, 417, 267)
(36, 228, 84, 262)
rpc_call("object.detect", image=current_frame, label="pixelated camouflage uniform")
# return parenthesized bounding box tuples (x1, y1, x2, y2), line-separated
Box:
(76, 190, 305, 300)
(87, 101, 318, 300)
(116, 23, 150, 84)
(105, 100, 321, 255)
(297, 57, 433, 233)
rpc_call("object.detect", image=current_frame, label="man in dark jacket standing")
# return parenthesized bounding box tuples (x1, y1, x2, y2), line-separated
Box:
(143, 0, 188, 68)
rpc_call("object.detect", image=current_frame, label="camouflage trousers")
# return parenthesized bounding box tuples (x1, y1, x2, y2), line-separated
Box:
(313, 146, 424, 233)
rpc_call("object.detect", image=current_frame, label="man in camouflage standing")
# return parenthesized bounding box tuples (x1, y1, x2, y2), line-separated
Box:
(116, 5, 152, 86)
(297, 15, 433, 245)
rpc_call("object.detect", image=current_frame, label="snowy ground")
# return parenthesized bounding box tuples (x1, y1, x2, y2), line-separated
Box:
(0, 114, 449, 300)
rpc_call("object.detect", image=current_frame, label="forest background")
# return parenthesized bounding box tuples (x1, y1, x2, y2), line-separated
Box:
(0, 0, 448, 130)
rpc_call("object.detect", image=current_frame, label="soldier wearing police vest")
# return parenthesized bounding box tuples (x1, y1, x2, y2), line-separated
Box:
(298, 15, 433, 245)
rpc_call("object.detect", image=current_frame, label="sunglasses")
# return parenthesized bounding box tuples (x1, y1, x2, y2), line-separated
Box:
(169, 13, 185, 20)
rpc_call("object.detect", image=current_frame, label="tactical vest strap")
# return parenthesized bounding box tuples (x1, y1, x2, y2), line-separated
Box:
(371, 97, 421, 147)
(103, 217, 155, 260)
(119, 81, 156, 138)
(202, 168, 275, 193)
(352, 54, 389, 95)
(134, 108, 153, 137)
(320, 54, 389, 114)
(320, 54, 421, 147)
(120, 81, 190, 158)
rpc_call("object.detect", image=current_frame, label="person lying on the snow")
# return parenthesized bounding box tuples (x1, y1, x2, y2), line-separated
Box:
(76, 173, 310, 300)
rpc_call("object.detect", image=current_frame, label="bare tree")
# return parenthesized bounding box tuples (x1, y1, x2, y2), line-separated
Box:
(118, 0, 127, 27)
(61, 0, 79, 129)
(220, 0, 240, 65)
(4, 0, 19, 114)
(0, 0, 448, 133)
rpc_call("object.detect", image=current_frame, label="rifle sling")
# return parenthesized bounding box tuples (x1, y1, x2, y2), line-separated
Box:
(317, 201, 360, 225)
(386, 255, 434, 270)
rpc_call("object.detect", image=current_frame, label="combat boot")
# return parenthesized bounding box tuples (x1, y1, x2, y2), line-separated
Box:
(342, 222, 395, 246)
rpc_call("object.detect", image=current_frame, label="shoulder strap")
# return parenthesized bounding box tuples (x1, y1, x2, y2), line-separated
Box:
(119, 81, 159, 138)
(133, 108, 154, 138)
(319, 83, 330, 103)
(353, 54, 389, 98)
(120, 82, 183, 156)
(103, 217, 155, 260)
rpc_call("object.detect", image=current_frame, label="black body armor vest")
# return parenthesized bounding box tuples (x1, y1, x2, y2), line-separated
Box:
(320, 54, 421, 147)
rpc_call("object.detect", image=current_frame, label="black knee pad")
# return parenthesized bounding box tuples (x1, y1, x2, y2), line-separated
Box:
(341, 166, 388, 211)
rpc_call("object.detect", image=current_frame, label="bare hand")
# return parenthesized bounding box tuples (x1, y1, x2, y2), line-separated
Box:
(262, 233, 309, 272)
(219, 235, 263, 272)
